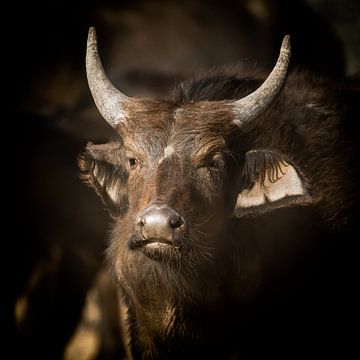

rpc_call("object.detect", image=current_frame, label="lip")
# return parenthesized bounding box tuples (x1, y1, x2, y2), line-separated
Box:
(143, 239, 174, 246)
(144, 241, 174, 250)
(138, 238, 181, 262)
(130, 236, 176, 249)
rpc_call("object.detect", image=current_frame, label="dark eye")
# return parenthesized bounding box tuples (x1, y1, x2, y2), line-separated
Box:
(128, 157, 138, 169)
(208, 153, 224, 169)
(197, 153, 225, 174)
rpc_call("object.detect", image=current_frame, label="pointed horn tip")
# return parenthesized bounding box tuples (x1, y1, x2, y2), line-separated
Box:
(87, 27, 97, 47)
(281, 35, 291, 54)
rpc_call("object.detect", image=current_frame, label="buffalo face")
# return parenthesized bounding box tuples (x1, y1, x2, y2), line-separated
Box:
(81, 101, 237, 267)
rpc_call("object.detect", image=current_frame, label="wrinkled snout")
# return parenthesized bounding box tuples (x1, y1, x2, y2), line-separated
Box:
(136, 202, 185, 243)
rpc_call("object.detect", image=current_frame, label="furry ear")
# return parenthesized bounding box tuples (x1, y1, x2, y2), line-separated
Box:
(234, 150, 313, 217)
(79, 142, 129, 217)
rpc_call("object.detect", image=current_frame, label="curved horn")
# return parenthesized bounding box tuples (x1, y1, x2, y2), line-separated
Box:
(233, 35, 291, 126)
(86, 27, 130, 128)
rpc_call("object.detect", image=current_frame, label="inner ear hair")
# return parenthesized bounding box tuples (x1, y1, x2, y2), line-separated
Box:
(79, 142, 129, 217)
(234, 149, 313, 218)
(242, 150, 288, 189)
(79, 142, 126, 186)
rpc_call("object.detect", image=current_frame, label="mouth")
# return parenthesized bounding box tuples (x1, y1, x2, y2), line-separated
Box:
(144, 241, 173, 249)
(145, 238, 174, 245)
(130, 236, 175, 248)
(129, 235, 181, 262)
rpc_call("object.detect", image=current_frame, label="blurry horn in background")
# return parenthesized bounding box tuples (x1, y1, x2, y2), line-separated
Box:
(86, 27, 131, 128)
(232, 35, 291, 126)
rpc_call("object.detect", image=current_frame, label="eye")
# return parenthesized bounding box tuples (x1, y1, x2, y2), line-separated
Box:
(197, 153, 225, 173)
(207, 153, 224, 169)
(127, 157, 138, 169)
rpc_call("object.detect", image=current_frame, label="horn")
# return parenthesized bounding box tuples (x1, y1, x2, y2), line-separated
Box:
(233, 35, 291, 126)
(86, 27, 130, 128)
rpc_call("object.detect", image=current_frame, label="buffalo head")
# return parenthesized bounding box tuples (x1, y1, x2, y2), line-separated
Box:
(80, 28, 312, 276)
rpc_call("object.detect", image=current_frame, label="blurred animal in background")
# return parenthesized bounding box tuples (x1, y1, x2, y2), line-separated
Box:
(79, 25, 358, 359)
(9, 1, 358, 359)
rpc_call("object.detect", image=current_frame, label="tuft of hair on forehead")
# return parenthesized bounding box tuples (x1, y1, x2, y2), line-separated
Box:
(172, 70, 263, 105)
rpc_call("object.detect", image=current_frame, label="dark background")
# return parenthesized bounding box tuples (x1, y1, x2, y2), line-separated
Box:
(4, 1, 359, 359)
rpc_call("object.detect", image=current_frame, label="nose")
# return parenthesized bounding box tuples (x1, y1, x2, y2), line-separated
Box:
(136, 203, 184, 241)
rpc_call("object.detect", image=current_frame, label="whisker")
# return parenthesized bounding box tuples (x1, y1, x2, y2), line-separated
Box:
(191, 227, 212, 237)
(196, 212, 215, 227)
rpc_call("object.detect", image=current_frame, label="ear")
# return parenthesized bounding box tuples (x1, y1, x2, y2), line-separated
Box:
(234, 150, 313, 217)
(79, 142, 129, 217)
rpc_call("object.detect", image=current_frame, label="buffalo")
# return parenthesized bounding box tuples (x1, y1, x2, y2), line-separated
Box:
(80, 27, 359, 359)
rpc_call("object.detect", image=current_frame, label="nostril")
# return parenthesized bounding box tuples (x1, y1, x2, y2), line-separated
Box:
(136, 216, 145, 227)
(169, 215, 184, 229)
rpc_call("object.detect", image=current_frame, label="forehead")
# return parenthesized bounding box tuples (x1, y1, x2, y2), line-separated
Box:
(119, 99, 232, 155)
